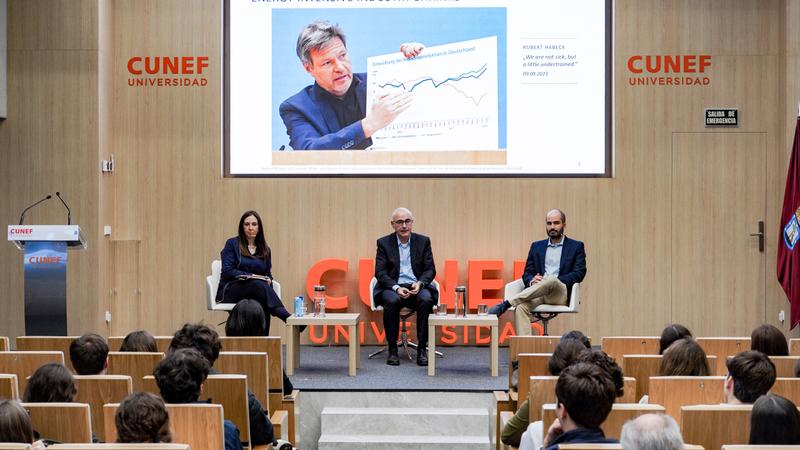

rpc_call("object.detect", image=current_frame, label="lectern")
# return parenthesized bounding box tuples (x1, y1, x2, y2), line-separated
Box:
(7, 225, 87, 335)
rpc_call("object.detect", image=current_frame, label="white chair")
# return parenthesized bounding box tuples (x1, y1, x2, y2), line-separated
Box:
(368, 277, 443, 360)
(503, 279, 581, 335)
(206, 259, 282, 313)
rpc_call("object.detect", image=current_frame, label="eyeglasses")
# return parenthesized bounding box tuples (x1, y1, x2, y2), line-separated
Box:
(392, 219, 414, 226)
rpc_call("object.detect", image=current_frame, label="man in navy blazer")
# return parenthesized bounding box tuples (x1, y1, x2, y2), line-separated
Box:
(374, 207, 438, 366)
(279, 21, 420, 150)
(489, 209, 587, 335)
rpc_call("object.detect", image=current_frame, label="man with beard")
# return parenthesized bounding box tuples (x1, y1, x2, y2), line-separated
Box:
(488, 209, 587, 335)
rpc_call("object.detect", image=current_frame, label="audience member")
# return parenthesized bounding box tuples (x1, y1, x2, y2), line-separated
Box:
(562, 329, 591, 348)
(69, 333, 109, 375)
(724, 350, 776, 404)
(750, 323, 789, 356)
(119, 330, 158, 352)
(749, 394, 800, 445)
(169, 322, 275, 447)
(658, 324, 692, 354)
(577, 349, 624, 398)
(620, 413, 684, 450)
(541, 362, 618, 449)
(658, 338, 710, 376)
(154, 348, 243, 450)
(115, 392, 171, 443)
(0, 399, 46, 450)
(548, 338, 590, 376)
(23, 363, 77, 402)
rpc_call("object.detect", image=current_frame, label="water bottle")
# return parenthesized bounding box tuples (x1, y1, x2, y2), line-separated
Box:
(294, 296, 304, 317)
(314, 285, 326, 317)
(455, 286, 467, 318)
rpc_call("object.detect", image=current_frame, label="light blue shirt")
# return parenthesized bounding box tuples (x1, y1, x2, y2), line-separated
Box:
(395, 236, 418, 289)
(544, 236, 564, 277)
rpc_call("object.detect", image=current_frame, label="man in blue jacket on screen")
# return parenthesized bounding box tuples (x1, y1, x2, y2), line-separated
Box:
(279, 21, 421, 150)
(488, 208, 587, 335)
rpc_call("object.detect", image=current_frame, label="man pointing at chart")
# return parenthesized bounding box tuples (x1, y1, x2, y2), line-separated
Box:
(279, 21, 423, 150)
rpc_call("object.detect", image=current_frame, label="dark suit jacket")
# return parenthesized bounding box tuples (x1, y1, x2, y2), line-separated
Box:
(278, 73, 371, 150)
(522, 236, 587, 298)
(373, 232, 438, 304)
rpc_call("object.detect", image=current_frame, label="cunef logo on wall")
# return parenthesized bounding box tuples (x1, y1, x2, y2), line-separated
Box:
(127, 56, 209, 87)
(626, 55, 711, 86)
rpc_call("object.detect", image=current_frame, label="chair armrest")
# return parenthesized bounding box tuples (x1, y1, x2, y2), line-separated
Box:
(283, 389, 299, 403)
(509, 391, 518, 403)
(494, 390, 509, 403)
(270, 409, 289, 441)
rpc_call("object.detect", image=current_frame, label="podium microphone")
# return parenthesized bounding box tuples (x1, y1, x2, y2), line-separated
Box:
(18, 194, 52, 225)
(55, 191, 71, 225)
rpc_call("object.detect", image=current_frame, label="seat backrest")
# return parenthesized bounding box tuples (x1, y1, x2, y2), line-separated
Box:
(503, 279, 525, 301)
(50, 444, 189, 450)
(621, 354, 717, 400)
(369, 277, 439, 312)
(722, 446, 800, 450)
(103, 403, 225, 450)
(516, 353, 553, 404)
(0, 374, 19, 400)
(568, 282, 581, 312)
(216, 351, 269, 408)
(696, 337, 751, 375)
(219, 336, 283, 400)
(528, 376, 637, 423)
(542, 403, 666, 440)
(558, 446, 704, 450)
(768, 355, 800, 378)
(106, 352, 164, 393)
(770, 377, 800, 404)
(203, 374, 251, 446)
(648, 376, 726, 419)
(791, 338, 800, 356)
(15, 337, 78, 373)
(509, 336, 562, 359)
(106, 338, 171, 353)
(681, 404, 752, 450)
(73, 375, 133, 441)
(0, 444, 31, 450)
(0, 336, 9, 351)
(601, 336, 660, 362)
(0, 351, 65, 394)
(207, 260, 222, 309)
(22, 402, 92, 443)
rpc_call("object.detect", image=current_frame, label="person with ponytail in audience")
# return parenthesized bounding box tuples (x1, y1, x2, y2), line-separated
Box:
(658, 323, 692, 354)
(750, 323, 789, 356)
(748, 394, 800, 445)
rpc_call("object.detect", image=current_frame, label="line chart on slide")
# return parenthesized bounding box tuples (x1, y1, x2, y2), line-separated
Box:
(366, 36, 499, 151)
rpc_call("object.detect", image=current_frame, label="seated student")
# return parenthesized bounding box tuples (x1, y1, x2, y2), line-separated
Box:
(561, 330, 591, 348)
(115, 392, 171, 443)
(658, 337, 710, 376)
(119, 330, 158, 352)
(541, 362, 618, 449)
(502, 336, 589, 447)
(23, 363, 77, 402)
(658, 323, 692, 354)
(169, 322, 276, 447)
(154, 348, 243, 450)
(724, 350, 776, 404)
(750, 323, 789, 356)
(70, 333, 109, 375)
(225, 299, 294, 395)
(0, 399, 46, 450)
(620, 413, 684, 450)
(749, 394, 800, 445)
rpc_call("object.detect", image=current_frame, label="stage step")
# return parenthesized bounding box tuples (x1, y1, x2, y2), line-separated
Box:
(317, 407, 490, 449)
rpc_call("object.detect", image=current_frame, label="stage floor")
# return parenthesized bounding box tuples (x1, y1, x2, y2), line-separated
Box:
(288, 345, 510, 391)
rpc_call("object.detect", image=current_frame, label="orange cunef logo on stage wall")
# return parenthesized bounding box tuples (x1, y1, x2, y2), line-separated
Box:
(626, 55, 712, 86)
(126, 56, 209, 87)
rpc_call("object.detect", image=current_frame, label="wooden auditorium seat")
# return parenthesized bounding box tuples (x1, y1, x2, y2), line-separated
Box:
(105, 352, 163, 393)
(791, 338, 800, 356)
(15, 336, 79, 373)
(215, 351, 270, 408)
(103, 403, 225, 450)
(648, 376, 726, 419)
(770, 377, 800, 404)
(0, 336, 9, 351)
(621, 354, 718, 401)
(527, 376, 637, 423)
(681, 404, 752, 450)
(497, 409, 516, 450)
(0, 373, 19, 400)
(542, 403, 666, 440)
(107, 336, 172, 353)
(559, 445, 704, 450)
(50, 445, 189, 450)
(73, 375, 132, 441)
(516, 353, 554, 405)
(695, 337, 750, 375)
(0, 444, 31, 450)
(22, 402, 92, 444)
(768, 355, 800, 377)
(0, 351, 65, 393)
(600, 336, 660, 362)
(722, 446, 800, 450)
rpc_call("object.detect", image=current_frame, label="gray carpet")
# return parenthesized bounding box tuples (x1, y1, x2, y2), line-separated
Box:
(287, 345, 509, 391)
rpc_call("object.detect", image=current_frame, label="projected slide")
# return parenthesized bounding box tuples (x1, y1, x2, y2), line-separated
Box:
(226, 0, 610, 176)
(367, 37, 499, 151)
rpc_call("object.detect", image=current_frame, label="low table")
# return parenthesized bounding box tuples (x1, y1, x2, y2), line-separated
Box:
(286, 313, 361, 376)
(428, 314, 499, 377)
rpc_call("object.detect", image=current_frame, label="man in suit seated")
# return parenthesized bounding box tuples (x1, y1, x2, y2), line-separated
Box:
(374, 207, 437, 366)
(489, 208, 587, 335)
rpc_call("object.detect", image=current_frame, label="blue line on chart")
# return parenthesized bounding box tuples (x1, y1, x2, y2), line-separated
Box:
(378, 64, 488, 93)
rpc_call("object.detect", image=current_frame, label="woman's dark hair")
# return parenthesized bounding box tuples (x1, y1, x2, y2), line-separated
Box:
(154, 348, 210, 404)
(749, 394, 800, 445)
(549, 338, 589, 376)
(659, 338, 710, 376)
(561, 330, 591, 348)
(116, 392, 172, 443)
(659, 324, 692, 354)
(0, 399, 35, 443)
(237, 210, 271, 260)
(23, 363, 77, 402)
(226, 299, 268, 336)
(576, 349, 625, 398)
(119, 330, 158, 352)
(750, 324, 789, 356)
